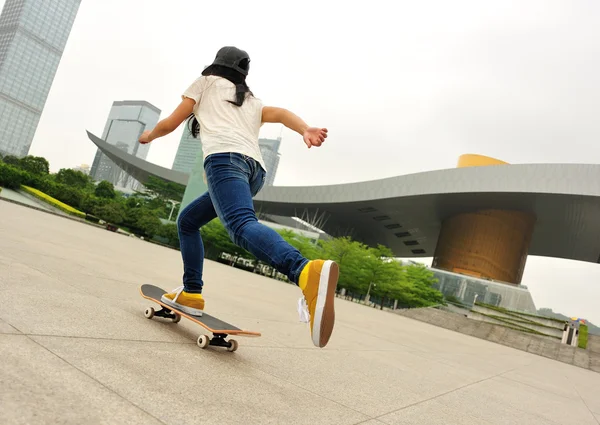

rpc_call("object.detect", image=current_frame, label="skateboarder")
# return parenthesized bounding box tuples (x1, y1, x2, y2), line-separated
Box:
(138, 46, 339, 348)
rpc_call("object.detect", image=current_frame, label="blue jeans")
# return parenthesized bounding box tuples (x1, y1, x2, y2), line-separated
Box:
(177, 152, 309, 293)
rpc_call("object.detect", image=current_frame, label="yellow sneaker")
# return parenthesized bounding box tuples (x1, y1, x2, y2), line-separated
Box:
(161, 286, 205, 316)
(298, 260, 339, 348)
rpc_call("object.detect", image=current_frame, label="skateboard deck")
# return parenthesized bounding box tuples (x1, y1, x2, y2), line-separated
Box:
(140, 284, 260, 351)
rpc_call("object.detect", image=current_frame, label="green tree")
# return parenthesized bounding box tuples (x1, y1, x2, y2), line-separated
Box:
(2, 155, 20, 167)
(404, 262, 438, 286)
(200, 219, 253, 260)
(320, 237, 372, 293)
(0, 162, 26, 189)
(19, 156, 49, 175)
(278, 229, 322, 260)
(80, 194, 108, 214)
(136, 211, 162, 238)
(156, 223, 180, 247)
(95, 180, 116, 199)
(48, 184, 85, 209)
(94, 202, 126, 224)
(125, 195, 146, 209)
(400, 263, 444, 307)
(122, 203, 162, 237)
(141, 176, 185, 202)
(123, 202, 143, 227)
(362, 246, 400, 289)
(361, 246, 407, 303)
(55, 168, 92, 189)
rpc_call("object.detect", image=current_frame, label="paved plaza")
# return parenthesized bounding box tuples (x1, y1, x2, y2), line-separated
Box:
(1, 200, 599, 425)
(0, 188, 52, 212)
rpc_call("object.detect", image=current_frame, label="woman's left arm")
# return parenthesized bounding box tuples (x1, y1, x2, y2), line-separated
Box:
(139, 97, 196, 144)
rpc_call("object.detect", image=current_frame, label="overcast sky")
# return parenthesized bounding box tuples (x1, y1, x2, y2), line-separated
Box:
(11, 0, 600, 323)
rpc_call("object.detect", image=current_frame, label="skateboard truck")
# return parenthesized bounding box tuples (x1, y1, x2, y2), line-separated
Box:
(196, 333, 238, 351)
(144, 306, 181, 323)
(209, 333, 236, 348)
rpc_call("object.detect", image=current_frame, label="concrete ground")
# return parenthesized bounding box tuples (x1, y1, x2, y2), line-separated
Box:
(0, 187, 52, 211)
(1, 200, 599, 425)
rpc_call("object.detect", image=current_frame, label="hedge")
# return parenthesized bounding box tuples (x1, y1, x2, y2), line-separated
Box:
(579, 324, 588, 349)
(0, 162, 27, 189)
(21, 185, 86, 218)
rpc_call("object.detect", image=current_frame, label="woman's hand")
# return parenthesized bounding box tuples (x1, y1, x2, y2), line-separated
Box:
(303, 127, 328, 149)
(139, 130, 152, 144)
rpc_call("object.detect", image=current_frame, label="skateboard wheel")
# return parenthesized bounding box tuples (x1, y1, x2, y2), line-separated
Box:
(197, 334, 210, 349)
(144, 307, 155, 319)
(227, 339, 238, 352)
(172, 314, 181, 323)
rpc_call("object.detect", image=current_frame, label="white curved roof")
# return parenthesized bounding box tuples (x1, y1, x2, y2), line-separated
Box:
(88, 131, 600, 262)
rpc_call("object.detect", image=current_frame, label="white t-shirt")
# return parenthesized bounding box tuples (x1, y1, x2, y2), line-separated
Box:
(182, 75, 266, 171)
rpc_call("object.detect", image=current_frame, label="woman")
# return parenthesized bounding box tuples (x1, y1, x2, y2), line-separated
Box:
(138, 46, 339, 348)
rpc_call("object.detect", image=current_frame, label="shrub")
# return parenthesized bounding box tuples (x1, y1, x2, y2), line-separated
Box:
(93, 202, 126, 224)
(80, 194, 107, 214)
(156, 223, 180, 248)
(95, 180, 116, 199)
(84, 214, 101, 224)
(1, 155, 20, 167)
(21, 185, 86, 218)
(19, 156, 49, 175)
(0, 162, 26, 189)
(579, 324, 588, 349)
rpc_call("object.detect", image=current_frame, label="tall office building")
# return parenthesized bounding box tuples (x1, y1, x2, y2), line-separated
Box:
(171, 124, 201, 174)
(258, 137, 281, 186)
(90, 101, 161, 190)
(0, 0, 82, 157)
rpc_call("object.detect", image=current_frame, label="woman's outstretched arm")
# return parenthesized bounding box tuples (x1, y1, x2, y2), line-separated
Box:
(139, 98, 196, 144)
(262, 106, 328, 149)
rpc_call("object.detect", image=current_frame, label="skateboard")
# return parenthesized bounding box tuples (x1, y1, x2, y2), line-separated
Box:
(139, 284, 261, 352)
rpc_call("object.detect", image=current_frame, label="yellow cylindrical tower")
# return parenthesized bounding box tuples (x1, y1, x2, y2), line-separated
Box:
(432, 209, 536, 285)
(432, 154, 535, 285)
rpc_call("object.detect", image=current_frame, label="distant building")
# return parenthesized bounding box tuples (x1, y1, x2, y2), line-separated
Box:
(72, 164, 90, 175)
(171, 130, 282, 186)
(171, 125, 200, 174)
(393, 259, 536, 313)
(429, 267, 537, 314)
(0, 0, 82, 157)
(258, 138, 281, 186)
(90, 101, 160, 190)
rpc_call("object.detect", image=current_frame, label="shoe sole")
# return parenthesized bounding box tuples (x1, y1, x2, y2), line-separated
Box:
(312, 260, 339, 348)
(161, 295, 204, 316)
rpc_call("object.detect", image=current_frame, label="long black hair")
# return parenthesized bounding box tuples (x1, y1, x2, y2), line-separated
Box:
(186, 64, 252, 138)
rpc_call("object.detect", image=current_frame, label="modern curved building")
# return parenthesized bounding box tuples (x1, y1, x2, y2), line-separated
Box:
(87, 131, 600, 288)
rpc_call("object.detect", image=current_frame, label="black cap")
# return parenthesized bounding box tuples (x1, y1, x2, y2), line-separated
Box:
(203, 46, 250, 76)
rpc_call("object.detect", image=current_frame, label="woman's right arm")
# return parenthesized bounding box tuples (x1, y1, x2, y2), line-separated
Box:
(262, 106, 328, 149)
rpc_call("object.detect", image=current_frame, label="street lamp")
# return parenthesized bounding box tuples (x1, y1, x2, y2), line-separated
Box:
(365, 282, 376, 304)
(167, 200, 181, 221)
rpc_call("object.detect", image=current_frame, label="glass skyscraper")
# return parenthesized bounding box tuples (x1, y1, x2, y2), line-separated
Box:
(0, 0, 82, 157)
(90, 100, 161, 191)
(171, 124, 201, 174)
